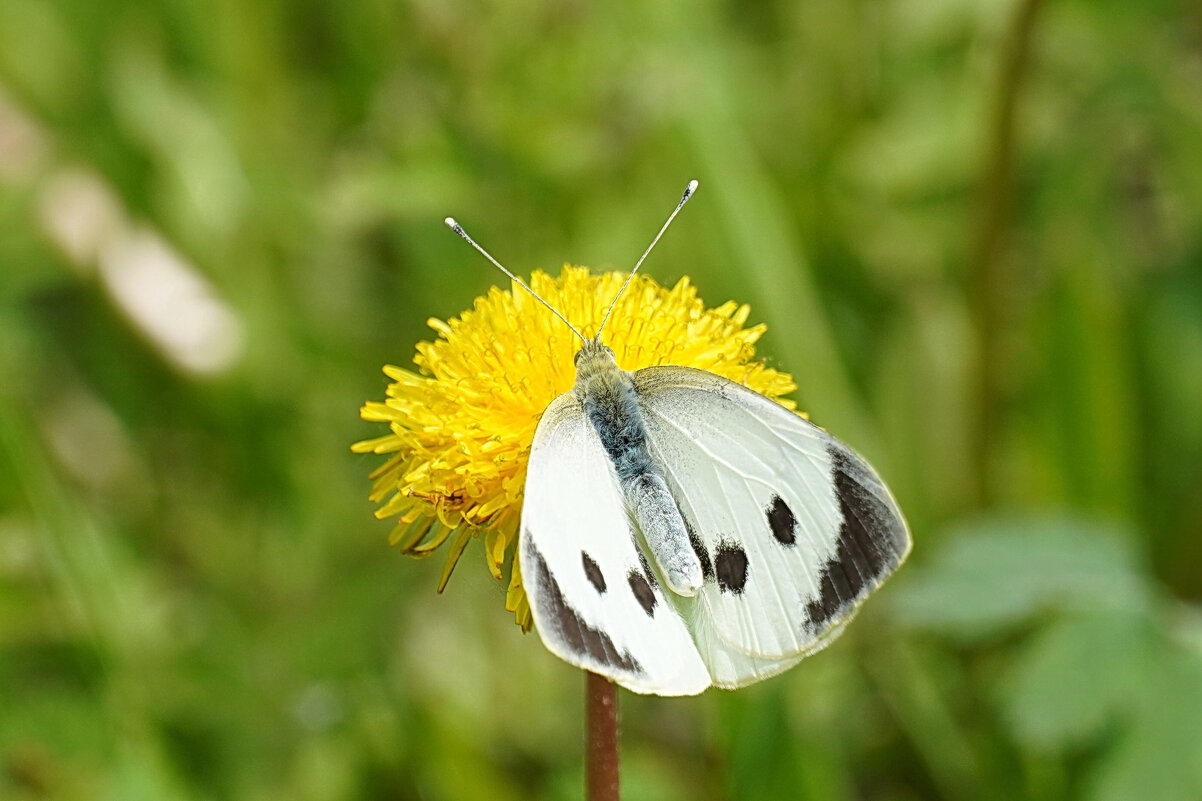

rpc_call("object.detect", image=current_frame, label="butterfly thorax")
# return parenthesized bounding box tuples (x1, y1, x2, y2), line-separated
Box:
(572, 341, 644, 482)
(571, 339, 705, 597)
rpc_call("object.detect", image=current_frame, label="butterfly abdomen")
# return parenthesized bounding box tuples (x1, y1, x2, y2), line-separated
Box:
(573, 342, 705, 597)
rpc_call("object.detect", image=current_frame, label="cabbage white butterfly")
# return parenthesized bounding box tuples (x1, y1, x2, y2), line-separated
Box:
(445, 181, 910, 695)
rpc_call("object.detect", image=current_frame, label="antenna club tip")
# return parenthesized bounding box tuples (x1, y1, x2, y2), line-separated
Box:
(444, 217, 458, 228)
(688, 179, 699, 192)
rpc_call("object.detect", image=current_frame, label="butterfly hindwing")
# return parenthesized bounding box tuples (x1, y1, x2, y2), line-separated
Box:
(520, 393, 712, 696)
(633, 366, 911, 676)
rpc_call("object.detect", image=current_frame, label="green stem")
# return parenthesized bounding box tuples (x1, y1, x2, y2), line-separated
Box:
(586, 671, 620, 801)
(969, 0, 1047, 508)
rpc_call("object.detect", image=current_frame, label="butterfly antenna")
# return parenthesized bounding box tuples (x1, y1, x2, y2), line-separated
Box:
(444, 217, 586, 343)
(596, 179, 699, 340)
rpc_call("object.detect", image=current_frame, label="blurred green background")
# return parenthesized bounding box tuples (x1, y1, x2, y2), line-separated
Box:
(2, 0, 1201, 799)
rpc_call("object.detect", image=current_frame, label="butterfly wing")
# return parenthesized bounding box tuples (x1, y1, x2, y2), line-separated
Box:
(633, 366, 910, 684)
(520, 392, 712, 696)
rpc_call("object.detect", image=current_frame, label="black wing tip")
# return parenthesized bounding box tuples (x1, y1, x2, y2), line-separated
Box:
(802, 444, 910, 633)
(526, 542, 645, 675)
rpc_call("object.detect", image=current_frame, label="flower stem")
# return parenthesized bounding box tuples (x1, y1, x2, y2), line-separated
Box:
(586, 671, 619, 801)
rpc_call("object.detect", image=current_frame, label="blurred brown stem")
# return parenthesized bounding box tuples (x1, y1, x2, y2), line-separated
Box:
(586, 671, 619, 801)
(969, 0, 1046, 508)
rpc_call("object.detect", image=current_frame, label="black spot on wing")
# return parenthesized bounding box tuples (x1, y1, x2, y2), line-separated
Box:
(581, 551, 606, 594)
(627, 570, 657, 617)
(684, 518, 714, 581)
(804, 446, 903, 632)
(528, 543, 642, 674)
(636, 549, 659, 590)
(766, 494, 797, 546)
(714, 541, 749, 594)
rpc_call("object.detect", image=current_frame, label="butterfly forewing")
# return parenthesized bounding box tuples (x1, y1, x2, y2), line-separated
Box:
(520, 393, 712, 696)
(633, 366, 911, 672)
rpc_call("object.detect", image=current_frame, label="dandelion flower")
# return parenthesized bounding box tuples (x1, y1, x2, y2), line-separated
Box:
(352, 266, 797, 629)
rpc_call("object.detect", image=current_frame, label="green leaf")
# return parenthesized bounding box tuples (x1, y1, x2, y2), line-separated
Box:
(1089, 650, 1202, 801)
(890, 516, 1151, 637)
(1001, 611, 1154, 749)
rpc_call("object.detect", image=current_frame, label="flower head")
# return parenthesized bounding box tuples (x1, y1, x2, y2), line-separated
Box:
(353, 266, 797, 629)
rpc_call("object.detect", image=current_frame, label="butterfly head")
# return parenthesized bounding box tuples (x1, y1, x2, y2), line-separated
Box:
(573, 337, 616, 368)
(572, 338, 622, 394)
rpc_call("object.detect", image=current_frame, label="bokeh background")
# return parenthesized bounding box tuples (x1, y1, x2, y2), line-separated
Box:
(2, 0, 1202, 799)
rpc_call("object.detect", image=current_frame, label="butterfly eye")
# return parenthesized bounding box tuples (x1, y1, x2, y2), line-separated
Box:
(573, 349, 584, 366)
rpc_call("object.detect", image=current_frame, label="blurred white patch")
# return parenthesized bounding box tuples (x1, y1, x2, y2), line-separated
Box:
(98, 228, 245, 375)
(293, 682, 345, 731)
(4, 88, 246, 378)
(0, 88, 49, 182)
(0, 516, 39, 577)
(41, 386, 150, 511)
(37, 169, 127, 273)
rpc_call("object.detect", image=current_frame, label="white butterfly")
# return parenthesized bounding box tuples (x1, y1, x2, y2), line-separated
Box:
(446, 181, 911, 696)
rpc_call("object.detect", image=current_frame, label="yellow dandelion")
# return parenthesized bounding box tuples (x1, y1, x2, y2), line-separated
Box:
(352, 265, 797, 630)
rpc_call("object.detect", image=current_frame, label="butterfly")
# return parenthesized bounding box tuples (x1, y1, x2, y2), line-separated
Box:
(445, 181, 911, 696)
